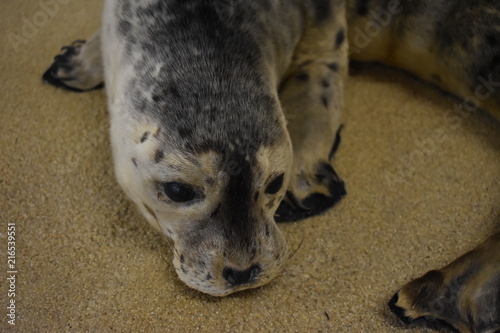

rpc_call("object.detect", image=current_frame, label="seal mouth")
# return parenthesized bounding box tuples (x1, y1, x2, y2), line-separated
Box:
(187, 273, 274, 297)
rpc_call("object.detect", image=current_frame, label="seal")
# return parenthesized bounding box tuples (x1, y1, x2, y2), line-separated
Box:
(42, 0, 499, 321)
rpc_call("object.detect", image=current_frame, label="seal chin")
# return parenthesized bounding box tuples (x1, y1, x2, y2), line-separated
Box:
(191, 278, 273, 297)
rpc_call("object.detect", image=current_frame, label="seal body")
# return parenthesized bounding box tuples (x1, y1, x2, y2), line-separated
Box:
(96, 0, 351, 296)
(43, 0, 500, 308)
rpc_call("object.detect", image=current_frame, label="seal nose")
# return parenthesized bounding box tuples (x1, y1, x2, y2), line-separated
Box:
(222, 264, 261, 286)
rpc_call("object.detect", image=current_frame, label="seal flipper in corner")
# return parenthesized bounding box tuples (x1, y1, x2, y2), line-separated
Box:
(389, 233, 500, 333)
(42, 29, 104, 92)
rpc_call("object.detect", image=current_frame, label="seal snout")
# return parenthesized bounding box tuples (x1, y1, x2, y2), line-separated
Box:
(222, 264, 261, 286)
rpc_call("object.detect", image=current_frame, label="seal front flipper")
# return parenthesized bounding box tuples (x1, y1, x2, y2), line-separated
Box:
(275, 4, 348, 222)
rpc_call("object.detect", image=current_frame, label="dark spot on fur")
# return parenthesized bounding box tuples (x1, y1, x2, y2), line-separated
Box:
(119, 1, 132, 20)
(132, 157, 138, 167)
(251, 247, 257, 259)
(152, 94, 161, 102)
(205, 273, 212, 281)
(327, 63, 339, 71)
(335, 28, 345, 49)
(210, 204, 221, 219)
(321, 79, 330, 88)
(208, 107, 218, 122)
(265, 224, 270, 237)
(169, 85, 181, 99)
(154, 150, 164, 163)
(295, 73, 309, 81)
(486, 34, 498, 47)
(178, 126, 194, 139)
(356, 0, 370, 16)
(140, 132, 150, 143)
(254, 191, 259, 202)
(181, 266, 188, 274)
(311, 0, 332, 22)
(431, 74, 442, 83)
(118, 20, 131, 37)
(322, 96, 329, 108)
(329, 125, 343, 160)
(180, 255, 185, 264)
(206, 177, 216, 186)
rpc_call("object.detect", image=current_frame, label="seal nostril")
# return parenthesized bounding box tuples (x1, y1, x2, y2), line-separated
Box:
(222, 268, 236, 285)
(222, 264, 261, 286)
(249, 264, 261, 280)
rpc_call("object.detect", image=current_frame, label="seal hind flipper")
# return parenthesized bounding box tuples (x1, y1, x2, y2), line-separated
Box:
(389, 233, 500, 333)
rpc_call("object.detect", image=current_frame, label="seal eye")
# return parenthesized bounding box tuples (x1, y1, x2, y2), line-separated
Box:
(265, 174, 284, 195)
(163, 182, 196, 203)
